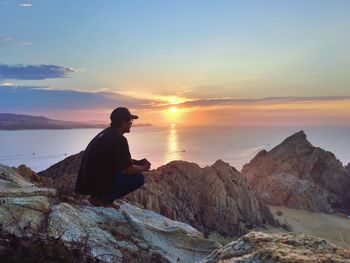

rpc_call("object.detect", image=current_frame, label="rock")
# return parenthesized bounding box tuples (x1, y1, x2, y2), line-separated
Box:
(126, 160, 276, 237)
(242, 130, 350, 212)
(38, 151, 83, 195)
(197, 231, 350, 263)
(47, 202, 220, 263)
(39, 155, 276, 237)
(0, 163, 221, 262)
(13, 164, 46, 185)
(346, 163, 350, 173)
(0, 163, 57, 236)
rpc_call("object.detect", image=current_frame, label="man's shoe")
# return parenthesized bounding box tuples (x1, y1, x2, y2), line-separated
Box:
(88, 196, 106, 207)
(104, 203, 120, 211)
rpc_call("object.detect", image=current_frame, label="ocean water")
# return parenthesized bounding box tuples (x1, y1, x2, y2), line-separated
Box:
(0, 125, 349, 173)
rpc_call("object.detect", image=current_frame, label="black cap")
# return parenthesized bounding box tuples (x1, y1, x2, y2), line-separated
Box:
(110, 107, 138, 124)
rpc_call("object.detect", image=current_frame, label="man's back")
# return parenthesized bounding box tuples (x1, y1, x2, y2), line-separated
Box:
(75, 126, 132, 195)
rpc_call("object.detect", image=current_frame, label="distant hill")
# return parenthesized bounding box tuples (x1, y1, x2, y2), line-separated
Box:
(0, 113, 152, 130)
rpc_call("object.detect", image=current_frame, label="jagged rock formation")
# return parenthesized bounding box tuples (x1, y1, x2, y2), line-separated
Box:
(242, 130, 350, 213)
(39, 155, 276, 237)
(198, 231, 350, 263)
(0, 163, 220, 262)
(13, 164, 48, 186)
(346, 163, 350, 174)
(125, 160, 276, 236)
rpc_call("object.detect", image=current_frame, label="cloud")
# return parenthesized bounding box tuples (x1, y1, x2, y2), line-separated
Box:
(0, 82, 14, 86)
(0, 36, 34, 46)
(0, 36, 12, 42)
(0, 86, 152, 112)
(0, 64, 74, 80)
(18, 3, 32, 7)
(171, 96, 350, 109)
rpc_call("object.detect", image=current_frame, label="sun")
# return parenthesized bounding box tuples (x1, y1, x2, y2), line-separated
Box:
(170, 106, 177, 114)
(164, 105, 182, 124)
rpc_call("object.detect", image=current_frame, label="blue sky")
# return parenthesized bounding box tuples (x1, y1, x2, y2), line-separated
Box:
(1, 0, 350, 125)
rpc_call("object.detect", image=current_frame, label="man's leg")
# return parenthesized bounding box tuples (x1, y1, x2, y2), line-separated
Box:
(96, 172, 144, 204)
(114, 172, 145, 198)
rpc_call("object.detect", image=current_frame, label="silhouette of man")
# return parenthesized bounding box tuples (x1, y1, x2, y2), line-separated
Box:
(75, 107, 151, 209)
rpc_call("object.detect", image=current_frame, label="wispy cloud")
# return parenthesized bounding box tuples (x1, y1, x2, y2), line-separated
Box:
(18, 3, 32, 7)
(0, 64, 74, 80)
(0, 36, 12, 42)
(0, 82, 14, 86)
(0, 85, 152, 111)
(171, 96, 350, 109)
(0, 36, 33, 46)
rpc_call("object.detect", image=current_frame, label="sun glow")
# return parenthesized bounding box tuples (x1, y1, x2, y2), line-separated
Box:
(164, 105, 184, 124)
(170, 106, 177, 113)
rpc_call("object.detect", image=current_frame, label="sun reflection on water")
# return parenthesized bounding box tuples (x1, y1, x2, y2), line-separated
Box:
(164, 124, 183, 164)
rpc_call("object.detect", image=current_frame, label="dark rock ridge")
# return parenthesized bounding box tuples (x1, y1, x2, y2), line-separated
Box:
(198, 231, 350, 263)
(242, 130, 350, 213)
(38, 155, 276, 237)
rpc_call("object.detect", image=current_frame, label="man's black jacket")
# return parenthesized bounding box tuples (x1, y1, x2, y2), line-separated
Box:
(75, 126, 132, 195)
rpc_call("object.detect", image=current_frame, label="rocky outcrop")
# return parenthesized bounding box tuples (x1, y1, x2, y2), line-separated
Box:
(13, 164, 49, 186)
(242, 130, 350, 213)
(346, 163, 350, 173)
(38, 151, 83, 195)
(0, 163, 221, 262)
(39, 155, 276, 237)
(198, 231, 350, 263)
(125, 160, 276, 237)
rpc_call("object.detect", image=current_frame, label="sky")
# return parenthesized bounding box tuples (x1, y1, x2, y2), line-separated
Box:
(1, 0, 350, 127)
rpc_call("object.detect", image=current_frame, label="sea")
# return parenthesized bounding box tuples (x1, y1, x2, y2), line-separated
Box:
(0, 125, 350, 173)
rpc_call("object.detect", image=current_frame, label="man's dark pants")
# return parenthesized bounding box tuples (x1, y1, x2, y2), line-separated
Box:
(96, 170, 144, 204)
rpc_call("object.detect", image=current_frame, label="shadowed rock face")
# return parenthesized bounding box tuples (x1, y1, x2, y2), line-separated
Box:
(38, 155, 276, 237)
(242, 130, 350, 213)
(198, 231, 350, 263)
(38, 151, 84, 195)
(0, 163, 221, 263)
(346, 163, 350, 174)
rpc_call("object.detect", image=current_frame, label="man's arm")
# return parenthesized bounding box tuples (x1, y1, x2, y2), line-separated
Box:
(124, 164, 149, 175)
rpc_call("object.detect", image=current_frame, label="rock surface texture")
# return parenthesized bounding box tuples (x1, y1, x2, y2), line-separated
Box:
(241, 130, 350, 213)
(0, 163, 221, 263)
(39, 156, 276, 237)
(198, 231, 350, 263)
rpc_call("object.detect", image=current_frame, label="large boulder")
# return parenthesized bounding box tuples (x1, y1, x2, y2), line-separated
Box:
(0, 163, 57, 236)
(0, 163, 221, 262)
(242, 130, 350, 212)
(198, 231, 350, 263)
(38, 156, 276, 237)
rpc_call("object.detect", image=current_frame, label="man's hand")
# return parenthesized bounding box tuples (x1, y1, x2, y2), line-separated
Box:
(139, 158, 151, 170)
(125, 158, 151, 174)
(133, 158, 151, 170)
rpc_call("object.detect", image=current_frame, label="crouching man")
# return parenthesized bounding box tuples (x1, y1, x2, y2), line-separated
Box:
(75, 107, 151, 209)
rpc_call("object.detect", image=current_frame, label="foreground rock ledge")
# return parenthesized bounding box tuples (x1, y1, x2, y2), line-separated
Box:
(0, 163, 220, 262)
(198, 231, 350, 263)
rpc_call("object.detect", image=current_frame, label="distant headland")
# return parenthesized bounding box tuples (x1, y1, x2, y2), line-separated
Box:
(0, 113, 152, 130)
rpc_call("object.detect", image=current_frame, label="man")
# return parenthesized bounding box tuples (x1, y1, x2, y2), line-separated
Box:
(75, 107, 151, 209)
